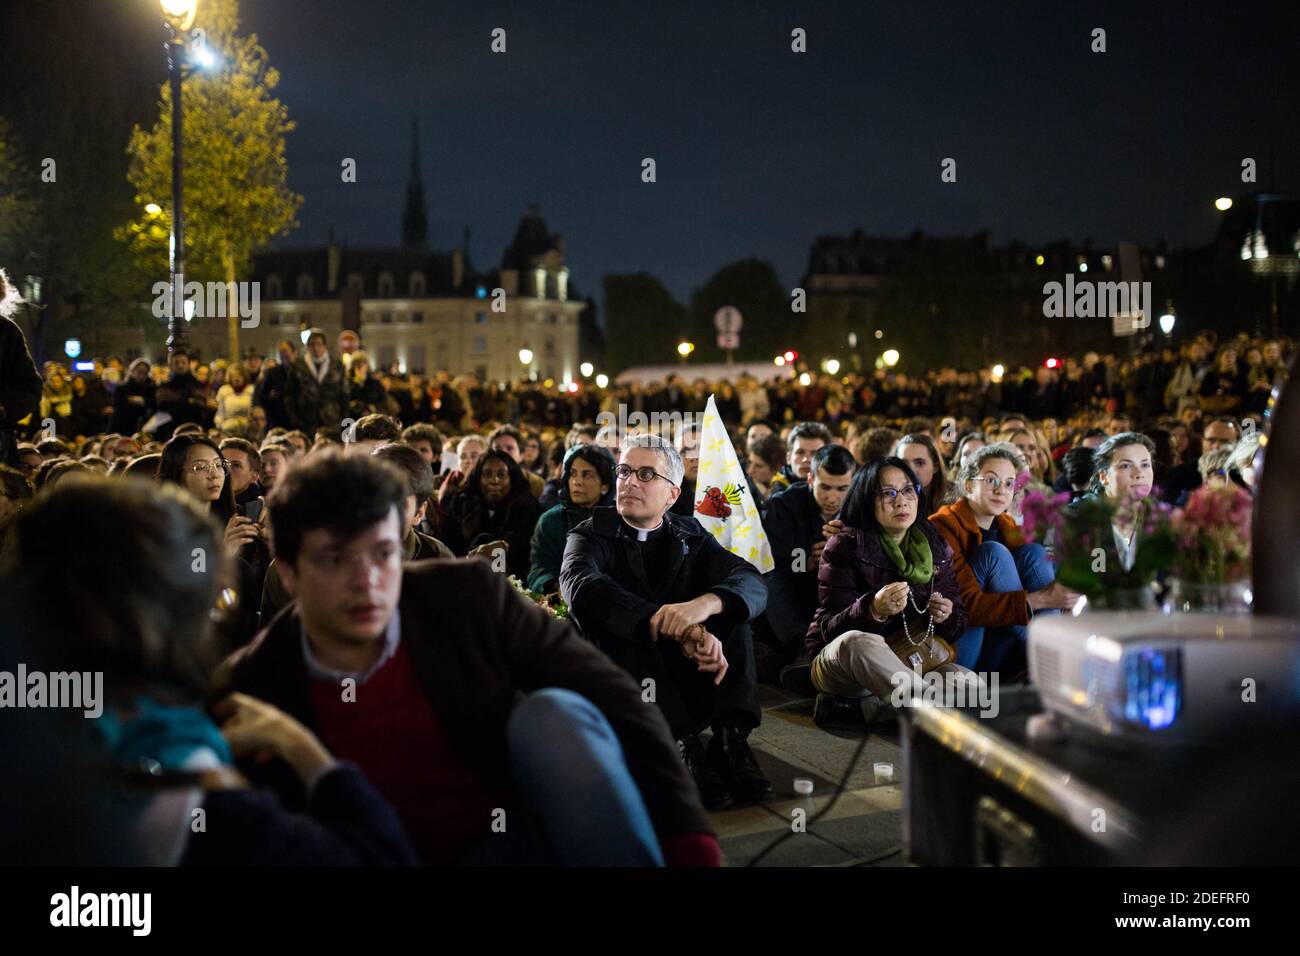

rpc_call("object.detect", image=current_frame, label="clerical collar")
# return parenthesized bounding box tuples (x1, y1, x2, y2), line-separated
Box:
(624, 518, 664, 542)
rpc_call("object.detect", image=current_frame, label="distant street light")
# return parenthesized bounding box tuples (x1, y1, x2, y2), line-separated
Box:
(518, 348, 533, 365)
(1215, 197, 1233, 211)
(799, 372, 812, 386)
(882, 349, 900, 367)
(1159, 308, 1176, 335)
(145, 202, 163, 216)
(773, 355, 786, 367)
(579, 361, 594, 377)
(595, 373, 609, 388)
(823, 358, 841, 375)
(991, 363, 1005, 382)
(677, 341, 695, 360)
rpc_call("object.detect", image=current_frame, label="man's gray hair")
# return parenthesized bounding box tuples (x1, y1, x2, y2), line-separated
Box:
(621, 432, 685, 486)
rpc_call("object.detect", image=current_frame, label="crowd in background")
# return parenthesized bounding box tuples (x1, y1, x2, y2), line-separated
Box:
(0, 310, 1288, 866)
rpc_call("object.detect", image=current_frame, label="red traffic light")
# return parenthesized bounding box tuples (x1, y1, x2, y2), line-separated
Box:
(1044, 357, 1060, 369)
(783, 350, 797, 363)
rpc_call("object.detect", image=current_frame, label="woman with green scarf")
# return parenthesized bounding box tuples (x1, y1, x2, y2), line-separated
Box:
(804, 456, 978, 729)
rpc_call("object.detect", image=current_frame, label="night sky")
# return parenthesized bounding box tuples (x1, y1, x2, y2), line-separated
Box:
(239, 0, 1300, 305)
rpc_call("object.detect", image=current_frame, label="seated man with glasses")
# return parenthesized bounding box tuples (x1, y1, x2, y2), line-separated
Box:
(929, 443, 1077, 674)
(560, 433, 772, 810)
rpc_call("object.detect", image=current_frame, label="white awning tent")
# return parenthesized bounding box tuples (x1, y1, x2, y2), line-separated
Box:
(614, 362, 795, 385)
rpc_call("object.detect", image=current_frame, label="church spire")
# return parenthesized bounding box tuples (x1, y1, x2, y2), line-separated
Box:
(402, 117, 428, 248)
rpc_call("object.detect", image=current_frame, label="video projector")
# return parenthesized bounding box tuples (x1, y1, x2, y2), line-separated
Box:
(1027, 611, 1300, 746)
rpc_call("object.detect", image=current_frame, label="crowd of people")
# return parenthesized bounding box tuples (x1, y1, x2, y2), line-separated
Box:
(0, 300, 1288, 865)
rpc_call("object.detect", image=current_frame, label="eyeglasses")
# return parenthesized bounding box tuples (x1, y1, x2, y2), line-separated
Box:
(971, 476, 1013, 492)
(616, 463, 674, 485)
(877, 486, 918, 503)
(189, 459, 230, 476)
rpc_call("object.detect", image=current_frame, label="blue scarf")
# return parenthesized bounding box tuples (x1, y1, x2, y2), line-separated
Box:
(93, 697, 232, 771)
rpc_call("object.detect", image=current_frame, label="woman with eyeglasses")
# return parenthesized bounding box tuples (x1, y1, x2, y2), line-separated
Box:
(804, 457, 976, 728)
(157, 434, 259, 560)
(930, 443, 1078, 672)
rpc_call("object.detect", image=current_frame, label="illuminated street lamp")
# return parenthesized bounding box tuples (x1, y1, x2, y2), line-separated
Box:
(823, 358, 841, 375)
(991, 363, 1005, 383)
(1214, 197, 1233, 212)
(579, 361, 594, 377)
(677, 341, 695, 363)
(145, 202, 163, 216)
(882, 349, 900, 368)
(159, 0, 200, 356)
(518, 348, 533, 365)
(595, 373, 609, 388)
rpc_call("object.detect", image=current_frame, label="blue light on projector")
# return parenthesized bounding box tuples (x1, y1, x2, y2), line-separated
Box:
(1123, 648, 1181, 730)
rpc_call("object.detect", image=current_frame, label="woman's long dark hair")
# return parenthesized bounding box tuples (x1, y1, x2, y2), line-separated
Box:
(157, 433, 236, 526)
(839, 456, 925, 536)
(894, 433, 948, 514)
(458, 448, 531, 537)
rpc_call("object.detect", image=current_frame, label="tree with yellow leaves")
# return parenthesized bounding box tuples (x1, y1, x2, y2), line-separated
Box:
(123, 0, 301, 360)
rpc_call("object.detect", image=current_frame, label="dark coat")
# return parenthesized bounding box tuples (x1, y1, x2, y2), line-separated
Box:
(154, 372, 208, 440)
(560, 507, 767, 733)
(285, 354, 348, 434)
(109, 378, 156, 435)
(760, 482, 825, 651)
(347, 375, 389, 420)
(254, 361, 293, 430)
(182, 765, 419, 866)
(0, 317, 41, 466)
(439, 489, 540, 579)
(806, 520, 967, 658)
(220, 559, 713, 844)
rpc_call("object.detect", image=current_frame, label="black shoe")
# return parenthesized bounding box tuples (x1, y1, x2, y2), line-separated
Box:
(707, 726, 775, 804)
(752, 641, 784, 685)
(813, 693, 867, 729)
(679, 734, 734, 811)
(778, 660, 816, 698)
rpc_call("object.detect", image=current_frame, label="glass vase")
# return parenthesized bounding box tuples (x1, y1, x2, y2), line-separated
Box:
(1162, 578, 1253, 614)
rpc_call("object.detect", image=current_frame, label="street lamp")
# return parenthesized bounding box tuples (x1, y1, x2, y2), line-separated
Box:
(595, 373, 609, 389)
(579, 361, 594, 377)
(1159, 312, 1176, 335)
(1214, 197, 1233, 212)
(882, 349, 900, 367)
(518, 348, 533, 365)
(677, 341, 695, 358)
(160, 0, 199, 357)
(823, 358, 841, 375)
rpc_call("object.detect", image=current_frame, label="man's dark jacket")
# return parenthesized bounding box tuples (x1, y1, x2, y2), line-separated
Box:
(154, 371, 207, 440)
(559, 507, 767, 732)
(760, 482, 824, 652)
(220, 558, 712, 844)
(285, 354, 348, 433)
(0, 316, 42, 465)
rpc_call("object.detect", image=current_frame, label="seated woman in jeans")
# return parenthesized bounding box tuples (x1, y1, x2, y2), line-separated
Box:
(804, 457, 977, 728)
(929, 443, 1078, 673)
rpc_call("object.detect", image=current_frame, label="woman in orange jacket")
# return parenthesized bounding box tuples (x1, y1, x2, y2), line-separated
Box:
(929, 443, 1078, 672)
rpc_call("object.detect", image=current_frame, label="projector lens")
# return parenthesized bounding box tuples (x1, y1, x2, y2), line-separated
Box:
(1123, 647, 1181, 730)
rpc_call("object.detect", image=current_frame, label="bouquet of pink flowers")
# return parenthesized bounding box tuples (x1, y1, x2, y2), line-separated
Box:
(1019, 488, 1176, 600)
(1167, 484, 1252, 584)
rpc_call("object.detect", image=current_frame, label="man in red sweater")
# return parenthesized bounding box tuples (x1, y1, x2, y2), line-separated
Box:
(222, 450, 719, 866)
